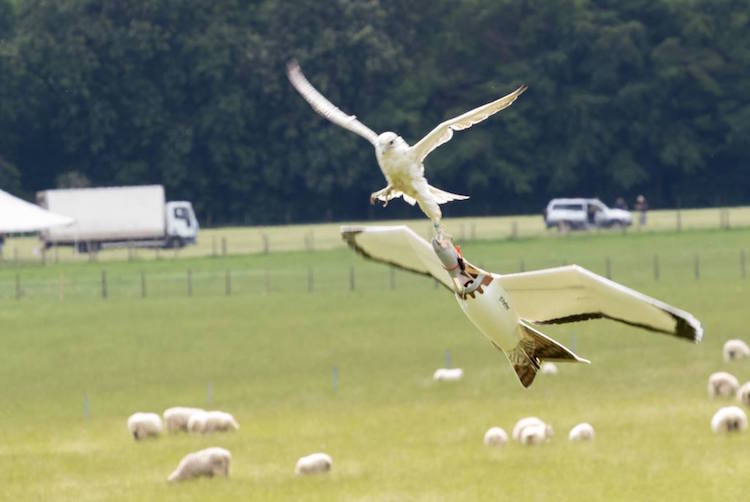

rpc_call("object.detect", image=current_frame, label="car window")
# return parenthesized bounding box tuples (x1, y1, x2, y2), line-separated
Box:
(553, 203, 584, 211)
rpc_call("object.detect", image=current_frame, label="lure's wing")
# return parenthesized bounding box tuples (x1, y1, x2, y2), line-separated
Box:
(497, 265, 703, 342)
(341, 225, 453, 291)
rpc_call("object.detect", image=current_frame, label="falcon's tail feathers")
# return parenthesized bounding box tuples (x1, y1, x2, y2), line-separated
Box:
(508, 320, 590, 388)
(427, 184, 469, 204)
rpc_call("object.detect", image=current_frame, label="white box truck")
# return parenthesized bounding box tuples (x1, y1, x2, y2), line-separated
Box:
(37, 185, 199, 252)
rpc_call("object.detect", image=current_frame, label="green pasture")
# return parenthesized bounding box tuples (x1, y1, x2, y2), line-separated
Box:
(1, 227, 750, 500)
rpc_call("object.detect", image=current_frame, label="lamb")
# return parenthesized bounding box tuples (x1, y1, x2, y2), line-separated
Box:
(737, 382, 750, 407)
(127, 412, 163, 440)
(540, 362, 558, 375)
(568, 422, 595, 441)
(295, 452, 332, 475)
(483, 427, 508, 447)
(168, 447, 231, 482)
(187, 411, 239, 434)
(723, 339, 750, 362)
(433, 368, 464, 381)
(163, 407, 204, 432)
(520, 424, 549, 445)
(707, 372, 739, 398)
(711, 406, 748, 434)
(512, 417, 553, 443)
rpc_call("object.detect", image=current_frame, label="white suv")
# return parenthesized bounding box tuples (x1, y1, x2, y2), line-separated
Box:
(544, 198, 632, 230)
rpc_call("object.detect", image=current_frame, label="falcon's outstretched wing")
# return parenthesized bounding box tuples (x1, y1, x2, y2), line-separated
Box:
(498, 266, 703, 342)
(287, 61, 379, 145)
(341, 225, 453, 290)
(411, 85, 527, 162)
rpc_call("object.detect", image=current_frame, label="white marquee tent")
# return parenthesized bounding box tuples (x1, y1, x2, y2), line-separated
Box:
(0, 189, 74, 233)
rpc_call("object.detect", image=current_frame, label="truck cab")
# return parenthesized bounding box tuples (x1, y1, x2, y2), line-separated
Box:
(165, 201, 199, 248)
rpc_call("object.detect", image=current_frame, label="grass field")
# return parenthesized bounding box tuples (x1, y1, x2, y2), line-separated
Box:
(2, 226, 750, 500)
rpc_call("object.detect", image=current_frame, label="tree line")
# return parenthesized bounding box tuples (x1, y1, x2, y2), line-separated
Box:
(0, 0, 748, 225)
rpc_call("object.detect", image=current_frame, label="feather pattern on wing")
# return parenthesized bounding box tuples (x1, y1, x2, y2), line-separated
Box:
(412, 85, 527, 162)
(287, 61, 379, 145)
(497, 265, 703, 342)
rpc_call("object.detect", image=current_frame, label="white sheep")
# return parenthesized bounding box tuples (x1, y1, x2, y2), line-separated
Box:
(163, 407, 204, 432)
(127, 412, 163, 440)
(512, 417, 553, 443)
(433, 368, 464, 381)
(483, 427, 508, 447)
(540, 362, 558, 375)
(737, 382, 750, 407)
(711, 406, 748, 434)
(723, 339, 750, 362)
(520, 424, 549, 445)
(568, 422, 595, 442)
(168, 447, 232, 482)
(295, 452, 332, 475)
(708, 371, 739, 398)
(187, 410, 239, 434)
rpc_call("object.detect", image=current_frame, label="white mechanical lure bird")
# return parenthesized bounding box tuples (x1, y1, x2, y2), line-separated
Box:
(287, 61, 527, 234)
(341, 225, 703, 387)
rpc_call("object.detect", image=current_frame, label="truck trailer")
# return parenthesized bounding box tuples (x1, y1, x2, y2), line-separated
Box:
(37, 185, 198, 252)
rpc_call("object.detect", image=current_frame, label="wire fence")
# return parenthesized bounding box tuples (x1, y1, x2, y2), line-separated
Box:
(1, 247, 746, 303)
(1, 206, 750, 265)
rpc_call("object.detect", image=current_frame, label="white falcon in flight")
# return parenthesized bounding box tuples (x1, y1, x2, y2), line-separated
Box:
(287, 61, 527, 233)
(341, 225, 703, 387)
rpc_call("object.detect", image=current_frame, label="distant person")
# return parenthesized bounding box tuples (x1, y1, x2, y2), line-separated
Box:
(0, 233, 4, 258)
(635, 195, 648, 226)
(615, 197, 628, 210)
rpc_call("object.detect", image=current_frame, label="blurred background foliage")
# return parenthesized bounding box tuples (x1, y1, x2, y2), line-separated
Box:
(0, 0, 748, 224)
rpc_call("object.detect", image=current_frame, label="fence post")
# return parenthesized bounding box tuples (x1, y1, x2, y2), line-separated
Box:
(101, 270, 107, 299)
(225, 270, 231, 296)
(221, 237, 227, 257)
(187, 269, 192, 297)
(605, 257, 611, 279)
(212, 235, 217, 257)
(459, 224, 466, 241)
(676, 209, 682, 232)
(510, 221, 518, 240)
(262, 233, 269, 254)
(653, 254, 660, 281)
(741, 249, 746, 279)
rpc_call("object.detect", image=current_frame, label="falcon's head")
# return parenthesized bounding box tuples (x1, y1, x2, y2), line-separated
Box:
(376, 132, 407, 155)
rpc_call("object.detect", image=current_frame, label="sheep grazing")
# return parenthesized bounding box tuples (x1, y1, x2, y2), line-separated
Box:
(708, 371, 739, 398)
(168, 447, 232, 482)
(295, 452, 333, 475)
(568, 422, 595, 442)
(483, 427, 508, 447)
(127, 412, 163, 440)
(737, 382, 750, 407)
(711, 406, 748, 434)
(433, 368, 464, 381)
(520, 424, 549, 445)
(163, 407, 204, 433)
(723, 339, 750, 362)
(512, 417, 553, 443)
(540, 362, 558, 375)
(187, 410, 239, 434)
